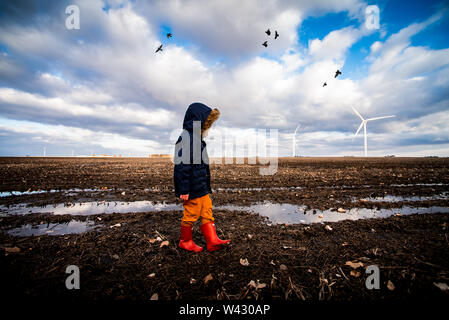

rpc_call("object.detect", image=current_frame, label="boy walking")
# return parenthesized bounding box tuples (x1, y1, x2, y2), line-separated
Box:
(174, 102, 230, 252)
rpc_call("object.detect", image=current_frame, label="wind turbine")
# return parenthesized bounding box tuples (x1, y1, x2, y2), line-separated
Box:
(292, 125, 300, 157)
(352, 107, 395, 157)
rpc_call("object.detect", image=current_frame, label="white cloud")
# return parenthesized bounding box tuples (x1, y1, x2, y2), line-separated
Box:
(0, 1, 448, 157)
(0, 118, 162, 155)
(309, 27, 361, 61)
(0, 88, 176, 127)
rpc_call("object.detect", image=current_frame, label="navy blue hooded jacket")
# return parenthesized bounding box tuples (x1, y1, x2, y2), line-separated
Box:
(174, 103, 213, 200)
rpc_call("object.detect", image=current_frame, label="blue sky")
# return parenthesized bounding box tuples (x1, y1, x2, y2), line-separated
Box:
(0, 0, 448, 157)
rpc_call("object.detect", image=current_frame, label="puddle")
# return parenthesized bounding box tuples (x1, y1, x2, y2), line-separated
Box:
(215, 187, 303, 192)
(0, 188, 110, 198)
(1, 182, 447, 198)
(1, 199, 449, 225)
(354, 192, 449, 203)
(4, 220, 99, 237)
(0, 187, 175, 198)
(220, 202, 449, 224)
(0, 201, 182, 216)
(389, 183, 449, 187)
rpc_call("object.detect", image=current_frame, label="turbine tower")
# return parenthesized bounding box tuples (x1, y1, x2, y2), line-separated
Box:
(352, 107, 395, 157)
(292, 125, 300, 157)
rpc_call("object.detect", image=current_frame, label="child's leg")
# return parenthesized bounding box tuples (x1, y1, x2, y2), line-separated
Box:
(199, 194, 214, 225)
(181, 197, 202, 227)
(199, 194, 230, 251)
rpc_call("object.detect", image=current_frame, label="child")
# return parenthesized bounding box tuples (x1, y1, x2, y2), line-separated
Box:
(174, 102, 230, 252)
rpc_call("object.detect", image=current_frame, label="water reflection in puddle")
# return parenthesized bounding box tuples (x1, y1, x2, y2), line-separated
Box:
(0, 188, 100, 198)
(354, 192, 449, 203)
(220, 202, 449, 224)
(0, 187, 165, 198)
(0, 201, 181, 216)
(2, 200, 449, 225)
(5, 220, 99, 237)
(1, 182, 448, 198)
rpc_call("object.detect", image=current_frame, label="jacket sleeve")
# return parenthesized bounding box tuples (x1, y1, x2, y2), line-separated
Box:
(174, 162, 192, 195)
(174, 134, 193, 196)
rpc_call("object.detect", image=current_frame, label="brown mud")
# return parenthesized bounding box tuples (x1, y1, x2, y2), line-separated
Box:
(0, 157, 448, 300)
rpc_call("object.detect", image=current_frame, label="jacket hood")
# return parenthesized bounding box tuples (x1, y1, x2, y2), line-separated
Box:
(182, 102, 212, 132)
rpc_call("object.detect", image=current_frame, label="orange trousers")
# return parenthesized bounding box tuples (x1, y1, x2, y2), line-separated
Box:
(181, 194, 215, 227)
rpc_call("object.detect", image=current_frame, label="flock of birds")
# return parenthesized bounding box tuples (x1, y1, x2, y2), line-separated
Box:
(155, 29, 280, 51)
(155, 32, 172, 53)
(323, 69, 342, 87)
(262, 28, 279, 47)
(155, 30, 342, 87)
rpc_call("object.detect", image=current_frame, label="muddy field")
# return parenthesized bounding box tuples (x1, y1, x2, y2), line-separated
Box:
(1, 157, 449, 301)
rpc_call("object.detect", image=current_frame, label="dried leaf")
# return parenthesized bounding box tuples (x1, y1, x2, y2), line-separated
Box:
(387, 280, 395, 291)
(203, 273, 213, 285)
(279, 264, 288, 271)
(318, 214, 324, 219)
(256, 282, 267, 289)
(248, 280, 266, 290)
(247, 234, 253, 240)
(121, 191, 126, 195)
(4, 246, 20, 253)
(240, 258, 249, 266)
(149, 238, 157, 244)
(150, 293, 158, 300)
(350, 270, 361, 277)
(160, 240, 169, 248)
(112, 254, 119, 260)
(433, 282, 449, 291)
(345, 261, 364, 269)
(148, 273, 156, 278)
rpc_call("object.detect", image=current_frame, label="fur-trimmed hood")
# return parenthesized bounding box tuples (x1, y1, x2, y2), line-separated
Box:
(182, 103, 212, 132)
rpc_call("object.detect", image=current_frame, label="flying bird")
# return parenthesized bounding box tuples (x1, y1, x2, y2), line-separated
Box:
(166, 33, 172, 39)
(265, 29, 271, 36)
(275, 31, 279, 39)
(262, 41, 268, 47)
(323, 82, 327, 87)
(335, 69, 342, 78)
(155, 44, 163, 53)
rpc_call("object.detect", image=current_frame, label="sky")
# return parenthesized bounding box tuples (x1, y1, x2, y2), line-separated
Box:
(0, 0, 448, 157)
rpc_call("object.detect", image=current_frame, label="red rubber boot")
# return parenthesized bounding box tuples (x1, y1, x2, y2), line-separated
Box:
(200, 222, 230, 252)
(179, 225, 203, 252)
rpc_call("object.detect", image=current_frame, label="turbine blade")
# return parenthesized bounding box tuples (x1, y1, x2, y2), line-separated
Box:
(351, 107, 364, 121)
(294, 125, 300, 134)
(366, 115, 395, 121)
(353, 122, 364, 141)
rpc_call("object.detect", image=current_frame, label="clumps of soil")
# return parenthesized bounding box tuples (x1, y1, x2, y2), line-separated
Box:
(1, 209, 448, 301)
